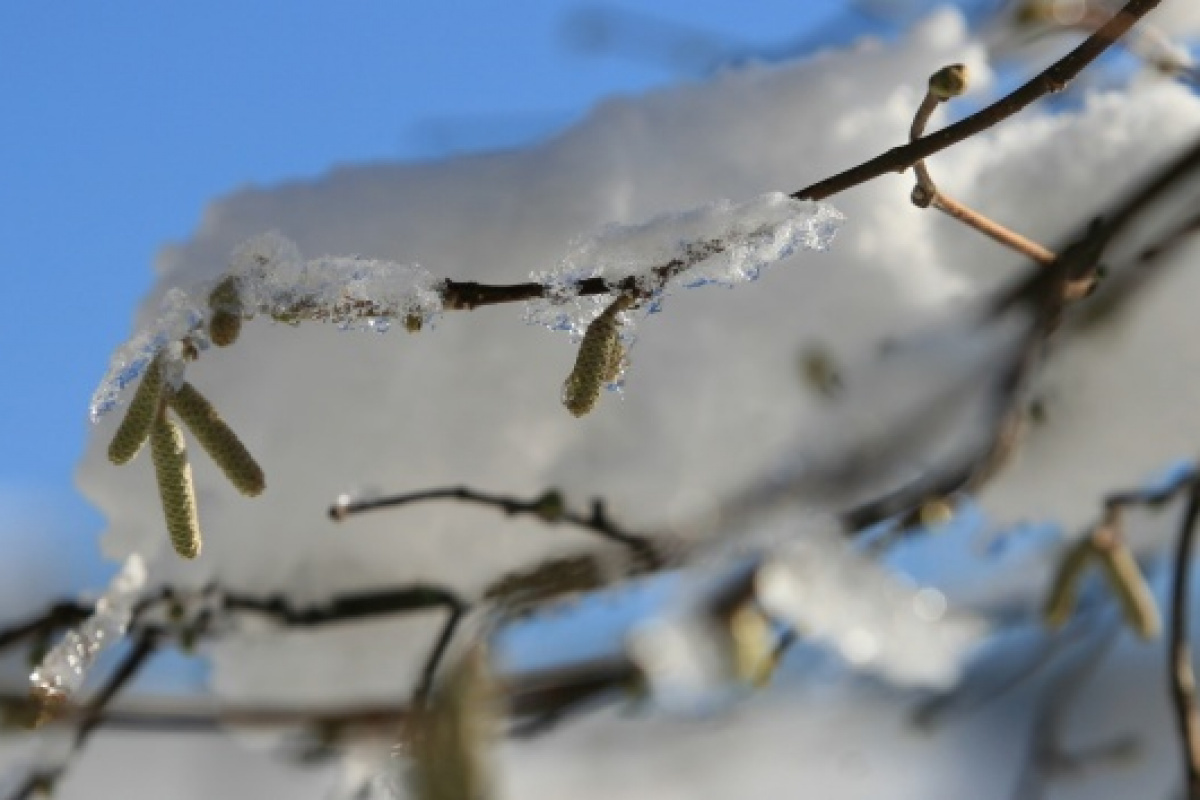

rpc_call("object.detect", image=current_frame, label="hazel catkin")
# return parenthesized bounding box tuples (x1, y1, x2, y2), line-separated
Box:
(562, 295, 632, 417)
(150, 412, 202, 559)
(168, 382, 265, 497)
(107, 355, 165, 465)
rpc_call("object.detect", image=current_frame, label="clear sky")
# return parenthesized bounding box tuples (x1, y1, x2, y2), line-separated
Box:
(0, 0, 877, 566)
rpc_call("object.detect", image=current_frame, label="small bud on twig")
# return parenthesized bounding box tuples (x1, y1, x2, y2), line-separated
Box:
(107, 355, 165, 465)
(151, 411, 202, 559)
(168, 382, 265, 497)
(207, 277, 244, 347)
(208, 312, 242, 348)
(928, 64, 969, 101)
(532, 489, 566, 523)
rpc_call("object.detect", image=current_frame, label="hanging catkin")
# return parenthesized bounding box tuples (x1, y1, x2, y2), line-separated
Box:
(1041, 535, 1095, 629)
(150, 411, 202, 559)
(562, 295, 632, 417)
(169, 382, 265, 497)
(107, 355, 165, 465)
(1095, 537, 1161, 639)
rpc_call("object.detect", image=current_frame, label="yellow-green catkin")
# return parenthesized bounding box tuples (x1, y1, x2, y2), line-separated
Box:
(728, 603, 778, 688)
(208, 276, 243, 347)
(919, 497, 955, 529)
(1095, 538, 1161, 639)
(107, 355, 165, 465)
(562, 295, 632, 417)
(168, 382, 265, 497)
(929, 64, 969, 101)
(1042, 535, 1096, 629)
(150, 413, 202, 559)
(408, 645, 497, 800)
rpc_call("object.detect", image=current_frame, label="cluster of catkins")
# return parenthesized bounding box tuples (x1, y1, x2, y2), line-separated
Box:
(107, 278, 264, 558)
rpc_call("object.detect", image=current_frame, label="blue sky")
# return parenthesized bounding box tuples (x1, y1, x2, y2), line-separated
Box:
(1, 1, 866, 565)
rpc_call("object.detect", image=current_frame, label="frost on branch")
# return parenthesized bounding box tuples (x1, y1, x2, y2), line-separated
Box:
(524, 192, 844, 338)
(28, 555, 148, 716)
(89, 232, 443, 422)
(89, 290, 206, 422)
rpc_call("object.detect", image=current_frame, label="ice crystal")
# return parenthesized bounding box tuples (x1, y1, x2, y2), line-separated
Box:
(89, 233, 443, 422)
(89, 289, 207, 422)
(29, 554, 148, 705)
(524, 193, 843, 338)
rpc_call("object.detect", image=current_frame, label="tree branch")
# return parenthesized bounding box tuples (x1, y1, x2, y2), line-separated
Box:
(793, 0, 1162, 201)
(303, 1, 1160, 319)
(1170, 481, 1200, 798)
(330, 485, 667, 569)
(73, 629, 160, 746)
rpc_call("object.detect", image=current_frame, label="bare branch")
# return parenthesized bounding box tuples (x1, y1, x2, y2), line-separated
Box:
(1170, 482, 1200, 798)
(794, 0, 1163, 201)
(330, 486, 668, 569)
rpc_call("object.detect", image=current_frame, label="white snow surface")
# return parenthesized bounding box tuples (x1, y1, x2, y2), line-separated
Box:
(65, 7, 1200, 799)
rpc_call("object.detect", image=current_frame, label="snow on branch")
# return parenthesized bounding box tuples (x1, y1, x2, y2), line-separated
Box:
(524, 193, 843, 337)
(89, 238, 445, 423)
(28, 555, 147, 721)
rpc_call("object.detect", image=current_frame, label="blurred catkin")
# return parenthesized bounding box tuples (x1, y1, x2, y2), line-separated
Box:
(1042, 535, 1095, 629)
(107, 356, 165, 465)
(150, 413, 202, 559)
(407, 645, 497, 800)
(168, 382, 265, 497)
(1095, 537, 1161, 639)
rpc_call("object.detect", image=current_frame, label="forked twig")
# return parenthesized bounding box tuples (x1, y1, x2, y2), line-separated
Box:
(909, 64, 1057, 266)
(330, 486, 667, 569)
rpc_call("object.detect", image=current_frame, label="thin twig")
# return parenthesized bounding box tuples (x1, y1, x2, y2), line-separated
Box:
(909, 67, 1056, 265)
(220, 585, 468, 628)
(795, 0, 1162, 201)
(3, 772, 58, 800)
(412, 599, 469, 706)
(330, 486, 666, 568)
(0, 655, 639, 741)
(0, 602, 89, 654)
(1010, 620, 1123, 800)
(74, 629, 160, 745)
(1020, 5, 1197, 83)
(267, 1, 1162, 320)
(1170, 481, 1200, 798)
